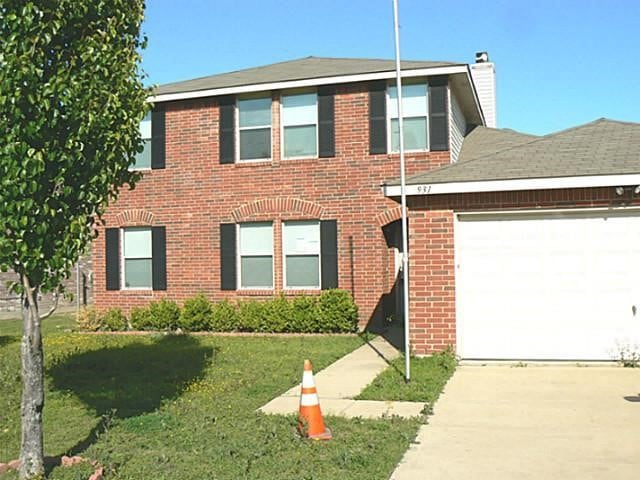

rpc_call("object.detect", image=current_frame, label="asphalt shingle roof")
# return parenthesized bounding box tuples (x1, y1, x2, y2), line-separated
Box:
(457, 125, 538, 162)
(398, 119, 640, 186)
(155, 56, 460, 95)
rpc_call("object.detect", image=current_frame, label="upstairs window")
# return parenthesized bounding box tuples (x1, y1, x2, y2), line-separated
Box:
(133, 112, 152, 169)
(238, 96, 272, 161)
(282, 92, 318, 158)
(387, 83, 428, 152)
(238, 222, 273, 289)
(283, 221, 321, 289)
(122, 228, 152, 288)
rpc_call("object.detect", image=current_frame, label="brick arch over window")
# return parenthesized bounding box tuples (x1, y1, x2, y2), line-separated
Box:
(114, 209, 155, 227)
(231, 197, 325, 222)
(374, 206, 403, 228)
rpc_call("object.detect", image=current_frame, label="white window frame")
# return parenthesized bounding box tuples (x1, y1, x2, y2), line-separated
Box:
(386, 82, 429, 153)
(121, 227, 153, 290)
(282, 220, 321, 290)
(131, 112, 152, 171)
(235, 94, 273, 163)
(280, 90, 319, 160)
(237, 222, 274, 290)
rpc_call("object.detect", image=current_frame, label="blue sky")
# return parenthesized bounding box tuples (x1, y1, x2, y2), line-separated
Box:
(142, 0, 640, 135)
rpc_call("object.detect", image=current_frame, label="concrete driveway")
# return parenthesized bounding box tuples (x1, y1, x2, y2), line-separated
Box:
(391, 365, 640, 480)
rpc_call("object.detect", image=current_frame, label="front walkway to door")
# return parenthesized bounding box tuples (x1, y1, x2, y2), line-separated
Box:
(391, 365, 640, 480)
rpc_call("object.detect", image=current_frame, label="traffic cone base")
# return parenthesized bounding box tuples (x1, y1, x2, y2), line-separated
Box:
(297, 359, 332, 440)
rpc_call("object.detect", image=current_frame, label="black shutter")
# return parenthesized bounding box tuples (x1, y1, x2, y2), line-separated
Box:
(318, 86, 335, 157)
(220, 223, 236, 290)
(151, 107, 166, 169)
(369, 81, 387, 154)
(105, 228, 120, 291)
(152, 226, 167, 290)
(219, 96, 235, 164)
(320, 220, 338, 290)
(429, 76, 449, 151)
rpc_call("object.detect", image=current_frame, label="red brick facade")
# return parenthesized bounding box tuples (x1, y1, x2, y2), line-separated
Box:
(93, 82, 451, 332)
(406, 187, 640, 355)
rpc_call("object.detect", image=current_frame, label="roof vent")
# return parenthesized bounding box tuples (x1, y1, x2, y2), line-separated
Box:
(475, 51, 489, 63)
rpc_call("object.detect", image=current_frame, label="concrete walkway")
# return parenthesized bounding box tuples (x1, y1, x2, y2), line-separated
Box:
(259, 336, 425, 418)
(391, 365, 640, 480)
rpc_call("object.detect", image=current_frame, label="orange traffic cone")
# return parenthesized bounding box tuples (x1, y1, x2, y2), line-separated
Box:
(297, 359, 332, 440)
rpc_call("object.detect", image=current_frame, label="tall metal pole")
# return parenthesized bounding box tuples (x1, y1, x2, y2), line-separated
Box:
(392, 0, 411, 382)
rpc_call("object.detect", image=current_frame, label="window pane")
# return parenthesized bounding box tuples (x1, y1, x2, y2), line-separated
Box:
(124, 258, 152, 288)
(124, 229, 152, 258)
(404, 117, 428, 150)
(391, 117, 427, 152)
(140, 113, 152, 139)
(284, 125, 317, 157)
(388, 84, 427, 118)
(282, 93, 317, 126)
(239, 222, 273, 255)
(239, 97, 271, 127)
(240, 128, 271, 160)
(283, 221, 320, 254)
(240, 256, 273, 288)
(133, 139, 151, 169)
(286, 255, 320, 288)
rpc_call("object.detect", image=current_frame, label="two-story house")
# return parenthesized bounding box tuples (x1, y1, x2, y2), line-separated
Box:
(94, 54, 640, 360)
(93, 55, 488, 335)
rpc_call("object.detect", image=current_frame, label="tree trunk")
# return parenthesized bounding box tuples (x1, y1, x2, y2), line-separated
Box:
(19, 275, 45, 479)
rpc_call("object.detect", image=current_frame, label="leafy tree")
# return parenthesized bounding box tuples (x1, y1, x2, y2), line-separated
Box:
(0, 1, 149, 477)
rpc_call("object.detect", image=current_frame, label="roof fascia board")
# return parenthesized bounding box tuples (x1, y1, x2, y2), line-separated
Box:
(149, 65, 469, 103)
(465, 65, 486, 126)
(382, 174, 640, 196)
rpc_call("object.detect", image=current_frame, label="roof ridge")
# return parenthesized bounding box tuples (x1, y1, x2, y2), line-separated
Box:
(158, 56, 462, 89)
(450, 118, 623, 166)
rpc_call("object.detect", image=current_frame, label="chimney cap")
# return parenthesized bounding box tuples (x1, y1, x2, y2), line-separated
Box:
(475, 51, 489, 63)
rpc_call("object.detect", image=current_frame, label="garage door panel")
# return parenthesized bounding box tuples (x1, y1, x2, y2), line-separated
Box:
(456, 211, 640, 360)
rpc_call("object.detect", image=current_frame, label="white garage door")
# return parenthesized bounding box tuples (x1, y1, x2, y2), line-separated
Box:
(456, 210, 640, 360)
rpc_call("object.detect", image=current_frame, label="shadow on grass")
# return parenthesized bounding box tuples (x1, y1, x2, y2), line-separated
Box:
(47, 335, 214, 461)
(0, 335, 18, 348)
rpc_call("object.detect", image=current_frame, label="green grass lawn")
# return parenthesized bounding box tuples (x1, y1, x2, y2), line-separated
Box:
(0, 315, 423, 479)
(357, 350, 457, 405)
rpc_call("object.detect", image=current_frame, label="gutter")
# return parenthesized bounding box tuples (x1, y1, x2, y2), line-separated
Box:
(382, 173, 640, 197)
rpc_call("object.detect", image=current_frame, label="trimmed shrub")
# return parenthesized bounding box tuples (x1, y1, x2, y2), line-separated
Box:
(287, 295, 320, 333)
(101, 308, 128, 331)
(316, 289, 359, 333)
(148, 299, 181, 330)
(131, 300, 180, 331)
(261, 295, 290, 333)
(179, 294, 213, 332)
(236, 299, 265, 332)
(130, 305, 154, 331)
(76, 307, 101, 332)
(210, 299, 238, 332)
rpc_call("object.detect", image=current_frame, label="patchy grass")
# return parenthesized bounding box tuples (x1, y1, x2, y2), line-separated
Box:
(357, 350, 457, 405)
(0, 316, 422, 479)
(0, 312, 76, 337)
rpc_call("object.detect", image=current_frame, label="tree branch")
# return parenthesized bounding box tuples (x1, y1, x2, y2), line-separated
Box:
(39, 291, 59, 320)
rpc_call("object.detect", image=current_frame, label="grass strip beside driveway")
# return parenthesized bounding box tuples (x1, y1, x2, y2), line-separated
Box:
(357, 350, 457, 406)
